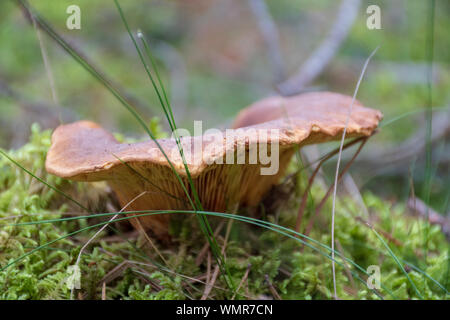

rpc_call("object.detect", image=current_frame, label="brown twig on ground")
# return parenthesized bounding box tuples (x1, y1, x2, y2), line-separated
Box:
(131, 266, 164, 291)
(195, 221, 225, 266)
(80, 259, 161, 299)
(97, 261, 131, 286)
(201, 264, 220, 300)
(407, 197, 450, 240)
(131, 260, 248, 298)
(133, 217, 169, 266)
(231, 263, 252, 300)
(355, 216, 403, 247)
(264, 274, 282, 300)
(201, 219, 233, 300)
(278, 0, 361, 95)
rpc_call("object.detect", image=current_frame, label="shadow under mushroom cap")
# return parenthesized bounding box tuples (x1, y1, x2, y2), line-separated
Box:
(45, 91, 382, 238)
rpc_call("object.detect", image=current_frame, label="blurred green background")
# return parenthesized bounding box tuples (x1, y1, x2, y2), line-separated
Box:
(0, 0, 449, 213)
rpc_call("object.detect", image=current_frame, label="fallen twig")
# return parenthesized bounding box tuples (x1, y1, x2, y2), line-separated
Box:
(264, 274, 282, 300)
(231, 263, 252, 300)
(195, 221, 225, 266)
(201, 219, 233, 300)
(355, 217, 404, 247)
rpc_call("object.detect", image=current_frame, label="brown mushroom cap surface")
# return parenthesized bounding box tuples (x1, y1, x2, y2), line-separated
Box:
(46, 91, 382, 238)
(233, 91, 381, 130)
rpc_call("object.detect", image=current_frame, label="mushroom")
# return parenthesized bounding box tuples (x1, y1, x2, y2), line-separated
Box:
(45, 92, 382, 238)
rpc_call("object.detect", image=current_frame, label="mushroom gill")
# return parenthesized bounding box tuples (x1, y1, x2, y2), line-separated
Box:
(45, 92, 382, 238)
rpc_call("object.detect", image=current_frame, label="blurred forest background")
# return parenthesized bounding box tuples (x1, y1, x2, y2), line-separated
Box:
(0, 0, 449, 214)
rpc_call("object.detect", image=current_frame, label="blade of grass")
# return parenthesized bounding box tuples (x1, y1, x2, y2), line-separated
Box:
(349, 238, 448, 295)
(380, 106, 449, 128)
(29, 9, 60, 117)
(112, 0, 232, 289)
(137, 31, 175, 133)
(112, 2, 203, 210)
(70, 191, 148, 299)
(330, 45, 379, 299)
(365, 224, 424, 299)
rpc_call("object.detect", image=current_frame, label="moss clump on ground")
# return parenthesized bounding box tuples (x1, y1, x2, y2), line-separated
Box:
(0, 125, 448, 300)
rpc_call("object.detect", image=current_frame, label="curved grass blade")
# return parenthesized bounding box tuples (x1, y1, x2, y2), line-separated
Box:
(380, 106, 449, 129)
(10, 209, 400, 299)
(370, 227, 423, 299)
